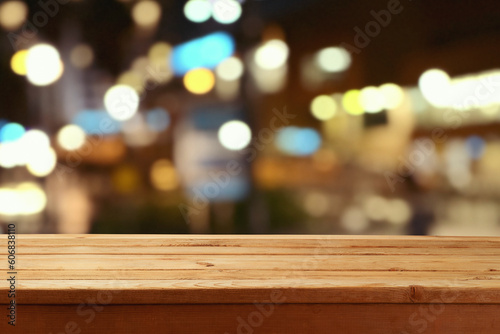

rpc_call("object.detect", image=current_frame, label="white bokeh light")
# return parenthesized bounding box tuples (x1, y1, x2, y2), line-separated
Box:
(218, 120, 252, 151)
(104, 85, 140, 121)
(216, 56, 244, 81)
(26, 147, 57, 177)
(254, 40, 289, 70)
(57, 125, 86, 151)
(379, 83, 404, 109)
(184, 0, 212, 23)
(360, 86, 386, 113)
(212, 0, 242, 24)
(26, 44, 64, 86)
(418, 69, 451, 108)
(316, 47, 351, 73)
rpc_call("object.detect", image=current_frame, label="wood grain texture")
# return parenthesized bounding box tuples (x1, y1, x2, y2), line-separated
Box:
(1, 235, 500, 333)
(1, 235, 500, 304)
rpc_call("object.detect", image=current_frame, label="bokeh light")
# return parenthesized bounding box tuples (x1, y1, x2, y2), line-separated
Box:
(146, 108, 170, 132)
(254, 40, 289, 70)
(26, 147, 57, 177)
(184, 0, 212, 23)
(10, 49, 28, 76)
(218, 120, 252, 151)
(342, 89, 364, 115)
(0, 182, 47, 216)
(310, 95, 337, 121)
(26, 44, 64, 86)
(212, 0, 242, 24)
(379, 83, 404, 109)
(171, 32, 235, 75)
(150, 159, 179, 191)
(183, 68, 215, 94)
(104, 85, 140, 121)
(360, 86, 385, 113)
(341, 206, 369, 233)
(0, 1, 27, 31)
(132, 0, 162, 28)
(57, 125, 86, 151)
(418, 69, 451, 108)
(276, 127, 322, 156)
(18, 129, 51, 165)
(70, 44, 94, 69)
(316, 46, 351, 73)
(216, 56, 244, 81)
(0, 122, 24, 142)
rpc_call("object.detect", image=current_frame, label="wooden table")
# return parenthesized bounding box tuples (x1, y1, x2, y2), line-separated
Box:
(2, 235, 500, 333)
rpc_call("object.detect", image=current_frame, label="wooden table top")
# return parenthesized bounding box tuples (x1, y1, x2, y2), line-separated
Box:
(2, 234, 500, 305)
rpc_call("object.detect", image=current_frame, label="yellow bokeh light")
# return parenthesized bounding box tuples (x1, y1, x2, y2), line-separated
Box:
(112, 165, 140, 194)
(342, 89, 364, 115)
(150, 159, 179, 191)
(148, 42, 171, 65)
(132, 0, 162, 28)
(10, 49, 27, 76)
(117, 71, 144, 93)
(183, 68, 215, 94)
(310, 95, 337, 121)
(0, 1, 27, 31)
(57, 125, 86, 151)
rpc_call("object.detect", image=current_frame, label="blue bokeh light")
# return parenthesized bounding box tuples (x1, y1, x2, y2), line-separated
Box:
(276, 127, 322, 156)
(72, 110, 121, 135)
(0, 122, 25, 142)
(146, 108, 170, 132)
(466, 135, 485, 160)
(171, 32, 235, 75)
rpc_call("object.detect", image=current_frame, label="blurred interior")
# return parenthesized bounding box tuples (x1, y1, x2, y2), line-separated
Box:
(1, 0, 500, 235)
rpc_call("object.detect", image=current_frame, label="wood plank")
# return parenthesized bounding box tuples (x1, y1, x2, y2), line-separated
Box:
(3, 279, 500, 304)
(5, 254, 500, 272)
(2, 304, 500, 334)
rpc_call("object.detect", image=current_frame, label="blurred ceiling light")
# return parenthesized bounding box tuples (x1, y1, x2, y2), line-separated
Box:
(184, 0, 212, 23)
(418, 69, 451, 108)
(315, 46, 351, 73)
(104, 85, 140, 121)
(254, 39, 289, 70)
(218, 120, 252, 151)
(360, 86, 385, 113)
(0, 122, 24, 142)
(150, 159, 179, 191)
(0, 182, 47, 216)
(276, 127, 322, 156)
(10, 49, 28, 76)
(379, 83, 404, 109)
(69, 44, 94, 69)
(57, 125, 86, 151)
(340, 206, 369, 233)
(212, 0, 242, 24)
(310, 95, 337, 121)
(26, 44, 64, 86)
(215, 56, 243, 81)
(341, 89, 364, 115)
(145, 108, 170, 132)
(183, 68, 215, 94)
(0, 1, 27, 31)
(171, 31, 235, 75)
(26, 147, 57, 177)
(132, 0, 162, 28)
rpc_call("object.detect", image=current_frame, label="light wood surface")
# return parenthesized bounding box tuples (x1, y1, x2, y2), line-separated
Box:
(1, 234, 500, 333)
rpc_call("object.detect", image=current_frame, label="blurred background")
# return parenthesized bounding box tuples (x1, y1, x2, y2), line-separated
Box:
(1, 0, 500, 235)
